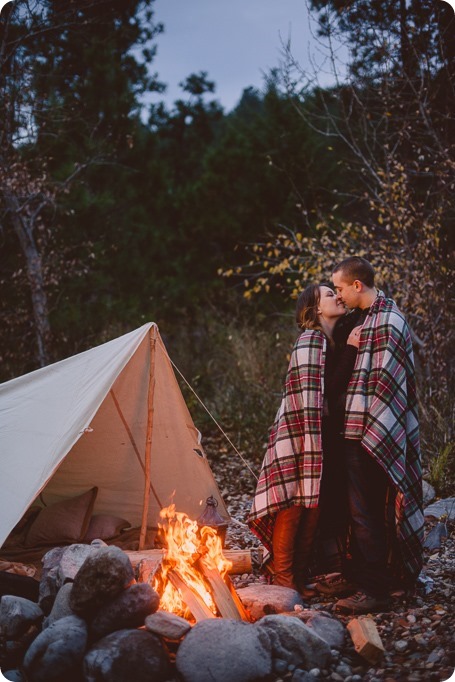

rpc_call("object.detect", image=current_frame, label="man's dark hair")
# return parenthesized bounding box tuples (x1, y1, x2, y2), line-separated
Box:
(332, 256, 375, 288)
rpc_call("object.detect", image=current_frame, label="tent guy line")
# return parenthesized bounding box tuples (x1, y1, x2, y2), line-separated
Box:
(161, 336, 259, 483)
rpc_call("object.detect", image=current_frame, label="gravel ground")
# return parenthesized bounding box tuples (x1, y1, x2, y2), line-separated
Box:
(205, 435, 455, 682)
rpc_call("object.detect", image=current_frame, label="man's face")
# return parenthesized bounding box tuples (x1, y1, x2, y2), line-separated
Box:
(332, 271, 360, 310)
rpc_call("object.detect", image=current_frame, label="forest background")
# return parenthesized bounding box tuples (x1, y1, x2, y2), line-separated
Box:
(1, 0, 454, 494)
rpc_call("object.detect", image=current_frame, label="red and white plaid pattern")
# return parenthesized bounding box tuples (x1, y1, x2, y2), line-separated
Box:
(345, 292, 424, 581)
(248, 330, 326, 559)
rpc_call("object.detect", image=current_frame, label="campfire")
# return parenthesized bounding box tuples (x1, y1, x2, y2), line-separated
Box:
(149, 504, 249, 622)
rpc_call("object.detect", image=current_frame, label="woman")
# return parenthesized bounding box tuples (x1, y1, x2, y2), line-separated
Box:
(248, 283, 361, 594)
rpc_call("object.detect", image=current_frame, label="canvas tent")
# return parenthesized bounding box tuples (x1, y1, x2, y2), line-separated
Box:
(0, 322, 229, 550)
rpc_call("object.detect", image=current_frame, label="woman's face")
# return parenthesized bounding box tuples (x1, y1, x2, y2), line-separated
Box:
(318, 285, 346, 320)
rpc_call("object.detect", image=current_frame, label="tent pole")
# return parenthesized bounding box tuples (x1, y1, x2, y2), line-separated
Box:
(139, 326, 157, 550)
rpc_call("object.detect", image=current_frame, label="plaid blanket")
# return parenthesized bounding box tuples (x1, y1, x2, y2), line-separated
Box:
(248, 330, 326, 557)
(345, 292, 424, 581)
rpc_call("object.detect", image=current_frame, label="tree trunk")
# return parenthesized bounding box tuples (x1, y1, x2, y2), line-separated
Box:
(399, 0, 411, 79)
(3, 190, 52, 367)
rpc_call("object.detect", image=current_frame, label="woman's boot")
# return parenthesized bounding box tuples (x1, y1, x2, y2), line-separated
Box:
(272, 506, 302, 589)
(293, 507, 320, 594)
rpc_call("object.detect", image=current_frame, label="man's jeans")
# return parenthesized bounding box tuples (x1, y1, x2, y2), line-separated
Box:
(344, 439, 391, 597)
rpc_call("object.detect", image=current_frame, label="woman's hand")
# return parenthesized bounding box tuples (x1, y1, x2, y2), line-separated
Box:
(347, 325, 363, 348)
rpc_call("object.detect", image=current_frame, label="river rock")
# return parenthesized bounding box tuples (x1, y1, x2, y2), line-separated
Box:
(422, 480, 436, 505)
(1, 671, 26, 682)
(291, 671, 313, 682)
(90, 582, 160, 640)
(0, 595, 43, 638)
(175, 618, 273, 682)
(236, 584, 305, 621)
(84, 628, 171, 682)
(43, 583, 76, 629)
(41, 546, 66, 573)
(39, 547, 66, 614)
(57, 543, 96, 587)
(145, 610, 192, 639)
(22, 615, 87, 682)
(38, 566, 60, 615)
(69, 545, 134, 616)
(424, 497, 455, 521)
(423, 521, 448, 550)
(302, 612, 346, 650)
(256, 614, 332, 670)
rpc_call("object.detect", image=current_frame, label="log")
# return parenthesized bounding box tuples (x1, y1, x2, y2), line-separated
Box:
(347, 616, 385, 664)
(167, 568, 216, 622)
(197, 559, 247, 621)
(224, 573, 251, 622)
(126, 548, 252, 575)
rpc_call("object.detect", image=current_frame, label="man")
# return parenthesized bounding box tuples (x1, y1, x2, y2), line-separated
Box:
(316, 256, 424, 613)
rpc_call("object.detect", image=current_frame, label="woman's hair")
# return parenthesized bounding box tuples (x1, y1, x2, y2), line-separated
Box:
(332, 256, 375, 288)
(295, 283, 322, 330)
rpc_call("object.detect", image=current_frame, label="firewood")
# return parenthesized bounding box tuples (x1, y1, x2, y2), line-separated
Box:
(197, 558, 248, 621)
(167, 568, 216, 622)
(126, 548, 252, 574)
(347, 616, 385, 664)
(224, 573, 251, 622)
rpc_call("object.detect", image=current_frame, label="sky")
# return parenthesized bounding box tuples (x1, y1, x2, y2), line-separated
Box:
(148, 0, 341, 112)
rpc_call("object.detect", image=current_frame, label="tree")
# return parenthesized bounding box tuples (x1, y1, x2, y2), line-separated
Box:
(0, 0, 163, 372)
(309, 0, 454, 82)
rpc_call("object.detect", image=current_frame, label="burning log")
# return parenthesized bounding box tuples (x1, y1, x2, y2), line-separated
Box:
(149, 557, 248, 622)
(167, 569, 216, 622)
(126, 548, 253, 575)
(224, 574, 251, 622)
(197, 558, 249, 621)
(143, 504, 250, 624)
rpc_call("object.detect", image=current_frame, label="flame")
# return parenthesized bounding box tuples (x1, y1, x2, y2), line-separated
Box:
(152, 504, 232, 618)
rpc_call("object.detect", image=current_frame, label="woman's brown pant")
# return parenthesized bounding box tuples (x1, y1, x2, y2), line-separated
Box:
(272, 506, 320, 590)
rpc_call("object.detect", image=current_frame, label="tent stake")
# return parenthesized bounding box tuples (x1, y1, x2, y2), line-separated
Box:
(139, 326, 157, 550)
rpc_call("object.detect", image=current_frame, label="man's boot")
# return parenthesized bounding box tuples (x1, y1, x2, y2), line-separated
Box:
(272, 506, 302, 589)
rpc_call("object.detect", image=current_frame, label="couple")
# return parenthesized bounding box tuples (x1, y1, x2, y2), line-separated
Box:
(248, 256, 424, 614)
